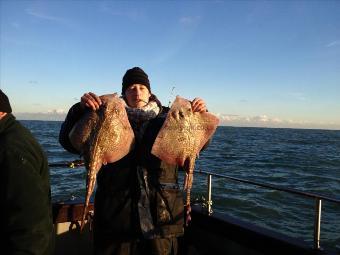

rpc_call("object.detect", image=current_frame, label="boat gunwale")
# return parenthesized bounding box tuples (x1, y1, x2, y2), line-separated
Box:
(52, 201, 334, 255)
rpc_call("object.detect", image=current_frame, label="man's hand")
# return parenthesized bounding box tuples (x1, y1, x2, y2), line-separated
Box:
(191, 97, 207, 113)
(80, 92, 102, 110)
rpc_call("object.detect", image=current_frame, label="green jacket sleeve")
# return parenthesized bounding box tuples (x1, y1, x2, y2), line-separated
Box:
(2, 140, 53, 254)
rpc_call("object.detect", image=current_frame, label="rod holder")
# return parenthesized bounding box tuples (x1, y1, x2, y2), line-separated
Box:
(207, 174, 213, 215)
(314, 198, 322, 250)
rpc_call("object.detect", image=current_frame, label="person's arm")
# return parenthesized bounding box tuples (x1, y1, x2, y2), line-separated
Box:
(59, 92, 103, 154)
(59, 102, 86, 154)
(3, 147, 53, 255)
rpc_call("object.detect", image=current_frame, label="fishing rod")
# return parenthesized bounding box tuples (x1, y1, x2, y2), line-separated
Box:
(48, 159, 84, 168)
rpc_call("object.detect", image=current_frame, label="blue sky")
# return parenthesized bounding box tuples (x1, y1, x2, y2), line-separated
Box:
(1, 1, 339, 129)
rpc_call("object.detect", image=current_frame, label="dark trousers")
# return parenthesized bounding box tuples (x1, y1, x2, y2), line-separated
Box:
(94, 237, 178, 255)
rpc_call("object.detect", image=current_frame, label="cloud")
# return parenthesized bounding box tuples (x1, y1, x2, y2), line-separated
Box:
(252, 115, 270, 122)
(289, 92, 306, 101)
(99, 3, 144, 21)
(29, 80, 39, 85)
(326, 40, 340, 48)
(213, 113, 339, 130)
(47, 109, 67, 114)
(11, 22, 20, 29)
(2, 36, 43, 47)
(14, 110, 66, 121)
(215, 113, 240, 122)
(25, 8, 71, 26)
(179, 16, 201, 26)
(216, 113, 275, 124)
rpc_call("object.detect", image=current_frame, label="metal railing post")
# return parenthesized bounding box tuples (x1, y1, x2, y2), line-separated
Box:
(193, 169, 340, 251)
(207, 174, 213, 215)
(314, 198, 322, 250)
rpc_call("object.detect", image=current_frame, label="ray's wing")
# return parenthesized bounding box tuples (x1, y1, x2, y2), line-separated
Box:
(94, 94, 135, 164)
(69, 94, 134, 162)
(151, 96, 219, 169)
(69, 110, 98, 153)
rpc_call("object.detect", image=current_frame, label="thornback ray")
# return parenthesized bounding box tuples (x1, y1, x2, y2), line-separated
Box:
(69, 93, 135, 230)
(151, 96, 219, 225)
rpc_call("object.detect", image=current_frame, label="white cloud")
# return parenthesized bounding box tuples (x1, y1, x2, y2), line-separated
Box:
(47, 109, 66, 114)
(216, 113, 274, 124)
(289, 92, 306, 101)
(14, 111, 66, 121)
(215, 113, 240, 122)
(25, 8, 71, 26)
(26, 9, 61, 21)
(253, 115, 269, 122)
(179, 16, 201, 25)
(214, 113, 340, 130)
(11, 22, 20, 29)
(326, 40, 340, 48)
(99, 3, 144, 21)
(271, 117, 282, 123)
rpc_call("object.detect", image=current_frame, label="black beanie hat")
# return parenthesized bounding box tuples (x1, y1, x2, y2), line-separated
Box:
(122, 67, 151, 95)
(0, 89, 12, 113)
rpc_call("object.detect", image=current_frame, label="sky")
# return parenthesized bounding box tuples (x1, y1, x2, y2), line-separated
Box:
(1, 0, 339, 129)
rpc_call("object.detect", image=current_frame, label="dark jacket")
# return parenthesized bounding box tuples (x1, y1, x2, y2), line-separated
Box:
(0, 114, 53, 255)
(59, 103, 184, 241)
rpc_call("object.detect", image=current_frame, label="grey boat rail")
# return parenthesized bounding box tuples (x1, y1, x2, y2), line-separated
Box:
(49, 160, 340, 251)
(196, 169, 340, 251)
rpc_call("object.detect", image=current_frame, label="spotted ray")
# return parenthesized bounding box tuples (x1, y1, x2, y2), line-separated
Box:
(69, 93, 134, 230)
(151, 96, 219, 225)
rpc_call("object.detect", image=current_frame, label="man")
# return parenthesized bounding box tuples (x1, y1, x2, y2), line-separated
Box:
(59, 67, 207, 255)
(0, 90, 54, 255)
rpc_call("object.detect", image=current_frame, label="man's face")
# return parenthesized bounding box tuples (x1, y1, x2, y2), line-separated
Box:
(125, 84, 151, 108)
(0, 112, 7, 120)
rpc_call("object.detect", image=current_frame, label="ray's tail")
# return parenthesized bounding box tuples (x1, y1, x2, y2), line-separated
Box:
(80, 169, 96, 231)
(183, 158, 195, 226)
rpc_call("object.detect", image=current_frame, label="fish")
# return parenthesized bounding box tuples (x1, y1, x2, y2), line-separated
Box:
(151, 96, 219, 225)
(69, 93, 135, 230)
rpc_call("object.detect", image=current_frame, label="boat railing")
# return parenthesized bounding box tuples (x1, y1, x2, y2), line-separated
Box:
(195, 169, 340, 251)
(49, 160, 84, 168)
(50, 160, 340, 251)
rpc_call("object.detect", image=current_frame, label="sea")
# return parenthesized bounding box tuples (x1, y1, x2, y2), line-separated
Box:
(20, 120, 340, 252)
